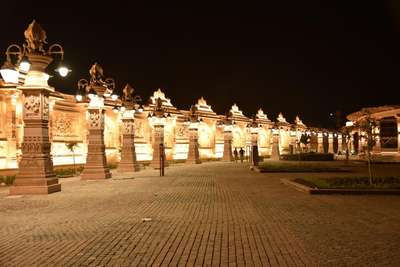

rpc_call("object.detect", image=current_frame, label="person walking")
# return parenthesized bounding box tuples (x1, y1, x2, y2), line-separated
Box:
(239, 147, 245, 163)
(233, 148, 239, 162)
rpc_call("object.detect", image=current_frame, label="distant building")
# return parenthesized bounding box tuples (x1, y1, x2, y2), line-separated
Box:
(346, 105, 400, 160)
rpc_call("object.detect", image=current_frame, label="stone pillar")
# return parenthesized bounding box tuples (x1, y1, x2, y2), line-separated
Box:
(350, 133, 355, 154)
(10, 89, 60, 195)
(186, 124, 201, 164)
(117, 111, 139, 172)
(81, 108, 111, 180)
(337, 134, 343, 154)
(290, 131, 297, 154)
(328, 133, 334, 154)
(317, 132, 324, 153)
(150, 123, 165, 168)
(270, 130, 280, 160)
(397, 117, 400, 155)
(251, 130, 259, 166)
(10, 54, 61, 195)
(358, 131, 363, 154)
(222, 127, 233, 161)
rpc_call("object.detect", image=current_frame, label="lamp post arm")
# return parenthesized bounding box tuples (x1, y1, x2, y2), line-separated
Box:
(5, 44, 23, 63)
(48, 44, 64, 61)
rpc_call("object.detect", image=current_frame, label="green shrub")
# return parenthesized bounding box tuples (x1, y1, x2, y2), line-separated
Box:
(0, 175, 16, 186)
(258, 162, 349, 173)
(54, 168, 75, 177)
(201, 158, 222, 162)
(54, 166, 83, 177)
(107, 163, 118, 169)
(280, 153, 334, 161)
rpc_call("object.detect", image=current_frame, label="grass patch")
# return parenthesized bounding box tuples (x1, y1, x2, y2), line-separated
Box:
(258, 162, 349, 173)
(0, 175, 16, 186)
(294, 177, 400, 189)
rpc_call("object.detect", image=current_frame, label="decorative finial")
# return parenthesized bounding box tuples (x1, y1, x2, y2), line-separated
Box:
(198, 96, 207, 105)
(277, 112, 287, 123)
(24, 20, 47, 53)
(89, 63, 104, 85)
(155, 97, 163, 111)
(122, 83, 134, 101)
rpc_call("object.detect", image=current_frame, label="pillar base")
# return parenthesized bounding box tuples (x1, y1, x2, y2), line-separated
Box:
(81, 168, 111, 180)
(9, 179, 61, 195)
(186, 158, 202, 164)
(117, 163, 140, 173)
(150, 161, 169, 169)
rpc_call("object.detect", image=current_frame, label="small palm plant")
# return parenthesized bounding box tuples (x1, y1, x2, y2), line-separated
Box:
(66, 141, 79, 176)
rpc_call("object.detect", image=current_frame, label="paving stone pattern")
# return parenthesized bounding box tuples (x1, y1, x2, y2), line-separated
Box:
(0, 162, 399, 266)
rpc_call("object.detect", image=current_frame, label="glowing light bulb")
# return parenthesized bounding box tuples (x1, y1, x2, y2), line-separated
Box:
(56, 66, 70, 77)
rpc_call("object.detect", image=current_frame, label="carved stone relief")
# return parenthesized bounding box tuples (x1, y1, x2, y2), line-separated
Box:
(24, 95, 41, 119)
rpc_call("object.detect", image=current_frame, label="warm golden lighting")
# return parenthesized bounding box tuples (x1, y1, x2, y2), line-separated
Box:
(56, 66, 70, 77)
(0, 68, 18, 84)
(19, 58, 31, 73)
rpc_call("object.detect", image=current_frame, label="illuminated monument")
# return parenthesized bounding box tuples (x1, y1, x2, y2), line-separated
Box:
(1, 21, 398, 195)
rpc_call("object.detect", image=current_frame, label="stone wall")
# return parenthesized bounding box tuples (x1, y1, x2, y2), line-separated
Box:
(0, 88, 345, 170)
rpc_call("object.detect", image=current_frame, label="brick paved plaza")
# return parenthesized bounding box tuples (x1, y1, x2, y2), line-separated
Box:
(1, 162, 400, 266)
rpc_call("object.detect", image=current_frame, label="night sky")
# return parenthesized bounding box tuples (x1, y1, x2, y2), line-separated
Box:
(1, 2, 399, 128)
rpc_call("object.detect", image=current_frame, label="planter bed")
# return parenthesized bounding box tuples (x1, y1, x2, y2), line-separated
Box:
(281, 177, 400, 195)
(256, 162, 351, 173)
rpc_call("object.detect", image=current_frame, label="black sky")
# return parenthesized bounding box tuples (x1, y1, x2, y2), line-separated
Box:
(1, 1, 399, 128)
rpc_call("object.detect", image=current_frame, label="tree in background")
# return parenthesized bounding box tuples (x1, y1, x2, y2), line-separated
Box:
(341, 124, 354, 162)
(66, 141, 79, 176)
(299, 133, 311, 152)
(358, 111, 378, 185)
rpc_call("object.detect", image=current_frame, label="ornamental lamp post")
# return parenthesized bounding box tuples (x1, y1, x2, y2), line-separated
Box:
(185, 105, 201, 164)
(219, 112, 234, 162)
(149, 97, 167, 169)
(4, 20, 71, 195)
(76, 63, 117, 180)
(247, 116, 260, 167)
(117, 84, 142, 172)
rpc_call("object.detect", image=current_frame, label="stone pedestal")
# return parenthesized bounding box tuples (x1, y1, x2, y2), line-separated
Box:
(270, 133, 280, 160)
(10, 89, 61, 195)
(222, 129, 234, 162)
(328, 133, 334, 154)
(81, 108, 111, 180)
(317, 133, 324, 153)
(10, 54, 61, 195)
(117, 115, 140, 172)
(186, 126, 201, 164)
(150, 124, 165, 169)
